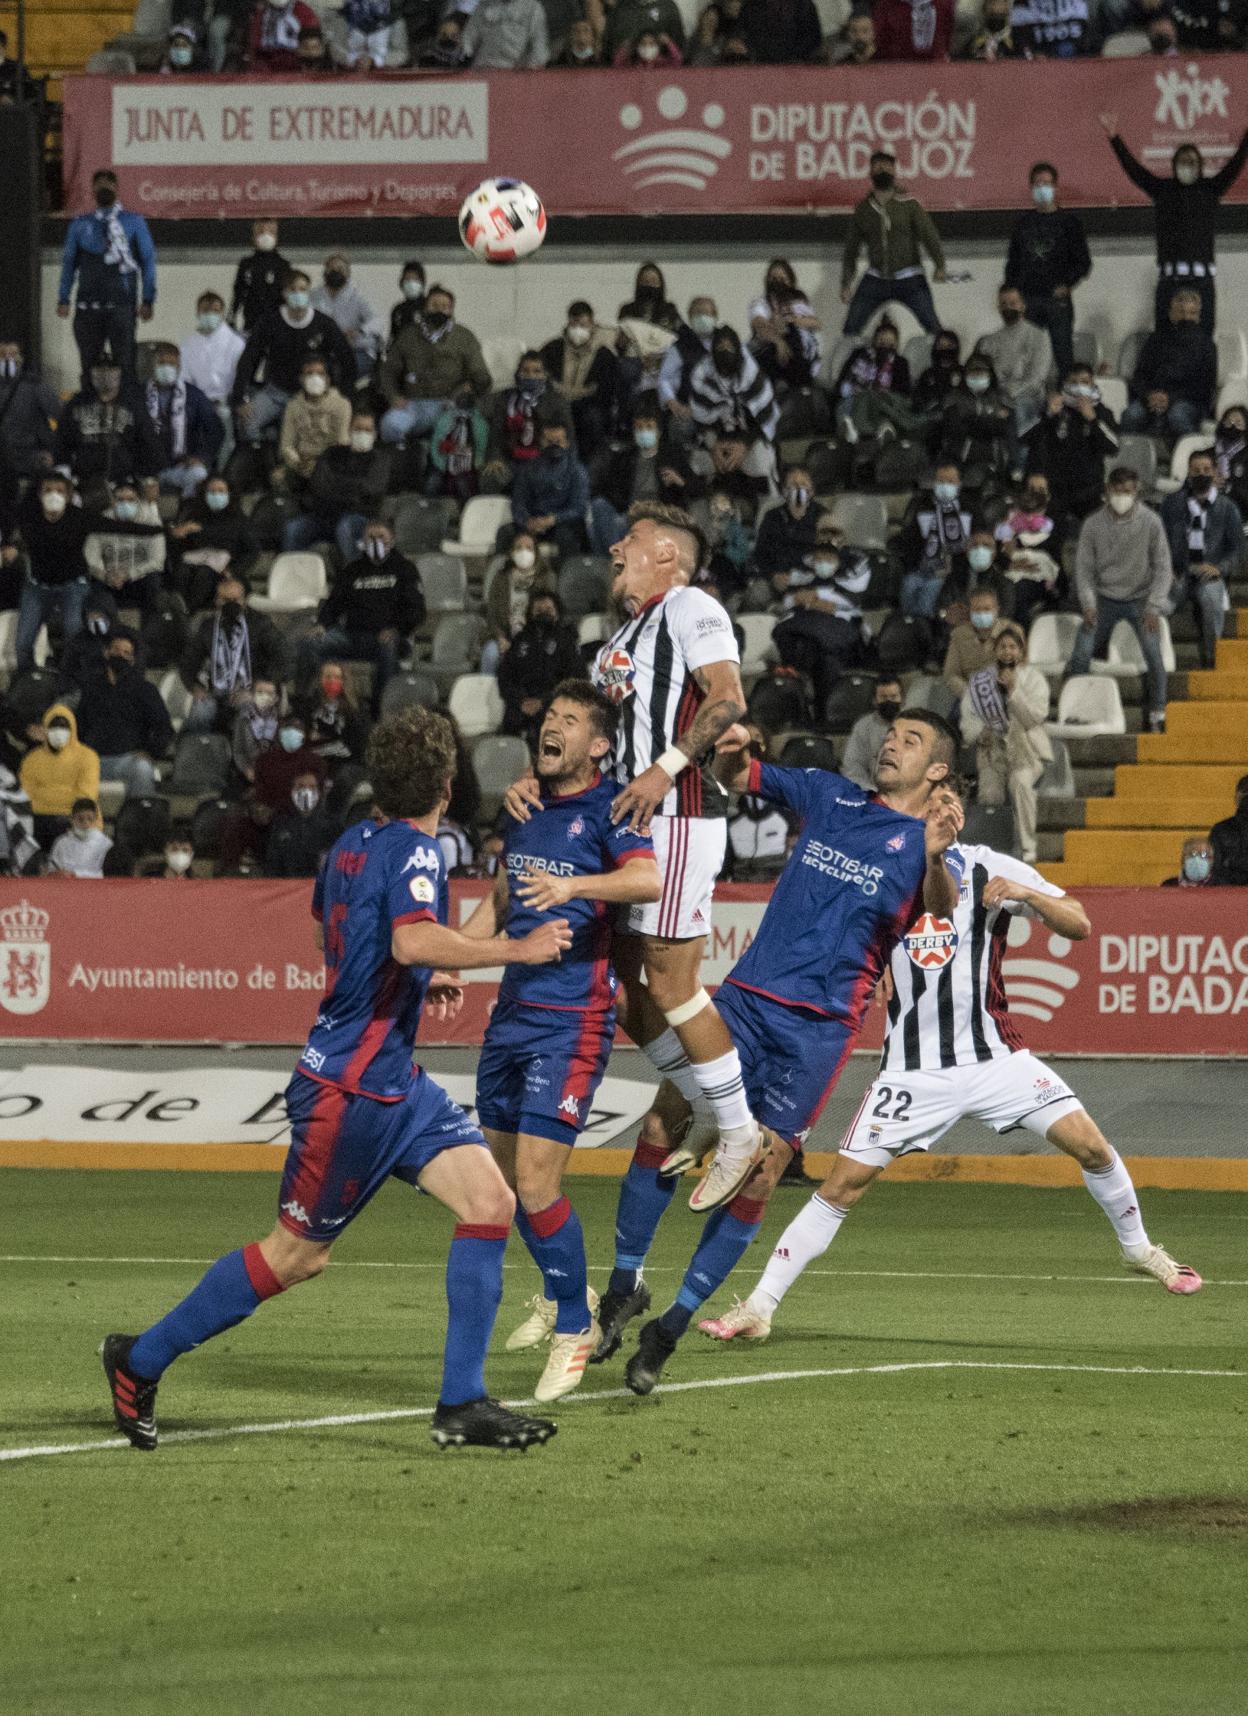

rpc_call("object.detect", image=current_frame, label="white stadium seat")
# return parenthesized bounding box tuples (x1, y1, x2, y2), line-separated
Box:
(1047, 675, 1126, 738)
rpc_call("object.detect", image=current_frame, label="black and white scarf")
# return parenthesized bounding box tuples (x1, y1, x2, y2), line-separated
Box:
(0, 764, 38, 874)
(1215, 430, 1244, 485)
(147, 377, 188, 460)
(905, 0, 938, 51)
(921, 499, 970, 564)
(101, 204, 137, 276)
(260, 2, 303, 52)
(967, 665, 1010, 736)
(1185, 492, 1209, 567)
(209, 612, 252, 696)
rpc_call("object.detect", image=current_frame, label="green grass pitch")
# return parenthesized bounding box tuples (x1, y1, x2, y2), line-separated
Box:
(1, 1168, 1245, 1716)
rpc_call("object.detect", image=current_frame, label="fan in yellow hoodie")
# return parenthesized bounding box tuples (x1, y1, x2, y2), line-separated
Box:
(20, 703, 101, 842)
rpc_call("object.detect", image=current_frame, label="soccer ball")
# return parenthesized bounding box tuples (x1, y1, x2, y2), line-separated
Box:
(458, 178, 547, 265)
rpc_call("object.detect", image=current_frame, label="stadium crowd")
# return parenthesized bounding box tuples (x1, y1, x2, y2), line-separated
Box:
(2, 135, 1247, 885)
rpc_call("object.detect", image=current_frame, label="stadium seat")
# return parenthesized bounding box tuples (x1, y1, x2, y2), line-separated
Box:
(902, 334, 934, 380)
(113, 794, 171, 859)
(1215, 328, 1248, 387)
(415, 552, 468, 614)
(0, 612, 48, 674)
(823, 672, 877, 734)
(779, 732, 839, 772)
(96, 780, 126, 823)
(804, 438, 839, 493)
(1109, 436, 1157, 491)
(578, 613, 607, 647)
(1097, 376, 1128, 420)
(830, 493, 889, 550)
(1155, 433, 1208, 496)
(168, 733, 232, 797)
(1036, 737, 1075, 799)
(447, 673, 504, 737)
(1047, 675, 1126, 738)
(748, 671, 813, 733)
(250, 553, 327, 615)
(961, 799, 1017, 852)
(472, 733, 530, 817)
(863, 551, 902, 609)
(159, 669, 192, 730)
(442, 495, 511, 560)
(902, 674, 957, 723)
(739, 613, 777, 679)
(559, 555, 613, 618)
(481, 336, 528, 389)
(246, 493, 301, 550)
(1027, 612, 1082, 674)
(392, 496, 458, 557)
(86, 48, 136, 72)
(1116, 330, 1149, 381)
(379, 670, 441, 716)
(428, 612, 487, 692)
(1101, 28, 1149, 52)
(190, 795, 233, 860)
(1215, 380, 1247, 421)
(1071, 329, 1101, 370)
(875, 612, 933, 675)
(1094, 615, 1177, 677)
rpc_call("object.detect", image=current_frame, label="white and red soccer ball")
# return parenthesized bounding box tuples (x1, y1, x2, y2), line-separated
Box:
(459, 178, 547, 265)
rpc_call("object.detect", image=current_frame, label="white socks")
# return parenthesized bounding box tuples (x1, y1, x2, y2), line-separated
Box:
(644, 1028, 704, 1108)
(1081, 1149, 1150, 1257)
(689, 1047, 755, 1151)
(751, 1195, 849, 1316)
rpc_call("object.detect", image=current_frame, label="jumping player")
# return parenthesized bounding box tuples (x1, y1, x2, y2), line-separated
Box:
(466, 681, 660, 1402)
(506, 501, 763, 1350)
(610, 711, 966, 1394)
(701, 783, 1202, 1345)
(101, 708, 573, 1453)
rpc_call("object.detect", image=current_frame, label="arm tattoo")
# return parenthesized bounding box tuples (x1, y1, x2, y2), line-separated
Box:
(678, 666, 746, 762)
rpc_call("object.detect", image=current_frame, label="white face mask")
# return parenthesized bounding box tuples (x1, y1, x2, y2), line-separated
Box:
(197, 311, 223, 334)
(279, 726, 304, 753)
(155, 363, 178, 388)
(293, 786, 320, 814)
(637, 40, 659, 58)
(1176, 162, 1200, 186)
(402, 278, 423, 300)
(42, 492, 67, 517)
(565, 324, 591, 346)
(254, 232, 277, 252)
(350, 430, 376, 453)
(165, 849, 193, 873)
(1108, 492, 1135, 516)
(512, 548, 536, 571)
(303, 373, 327, 397)
(72, 824, 94, 842)
(47, 727, 70, 751)
(253, 690, 277, 712)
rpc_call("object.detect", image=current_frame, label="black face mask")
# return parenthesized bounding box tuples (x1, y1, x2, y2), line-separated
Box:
(637, 283, 661, 301)
(94, 186, 117, 208)
(542, 444, 566, 463)
(870, 170, 894, 191)
(107, 653, 131, 674)
(876, 699, 901, 723)
(324, 269, 347, 291)
(1220, 422, 1247, 443)
(713, 351, 737, 377)
(220, 600, 242, 627)
(423, 310, 450, 332)
(1189, 474, 1213, 495)
(935, 348, 958, 367)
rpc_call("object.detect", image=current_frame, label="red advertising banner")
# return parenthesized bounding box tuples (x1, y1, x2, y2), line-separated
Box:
(61, 58, 1248, 221)
(0, 879, 1244, 1054)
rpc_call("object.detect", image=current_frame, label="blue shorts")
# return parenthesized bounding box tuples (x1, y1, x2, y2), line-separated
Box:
(716, 980, 856, 1150)
(475, 999, 614, 1147)
(279, 1067, 485, 1243)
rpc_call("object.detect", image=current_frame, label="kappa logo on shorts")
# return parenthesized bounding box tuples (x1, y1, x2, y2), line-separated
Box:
(1001, 915, 1081, 1023)
(281, 1199, 312, 1226)
(558, 1094, 580, 1119)
(904, 914, 958, 971)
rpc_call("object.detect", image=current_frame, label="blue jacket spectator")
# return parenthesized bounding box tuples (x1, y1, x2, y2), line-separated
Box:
(509, 422, 589, 559)
(58, 169, 157, 383)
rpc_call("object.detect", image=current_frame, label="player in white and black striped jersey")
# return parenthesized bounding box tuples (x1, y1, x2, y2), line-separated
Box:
(701, 782, 1203, 1342)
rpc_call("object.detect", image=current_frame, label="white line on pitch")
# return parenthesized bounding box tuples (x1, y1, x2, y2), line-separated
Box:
(1, 1255, 1244, 1288)
(1, 1360, 1240, 1466)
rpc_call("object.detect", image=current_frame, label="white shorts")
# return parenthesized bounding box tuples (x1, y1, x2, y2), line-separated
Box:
(622, 814, 726, 941)
(839, 1052, 1083, 1170)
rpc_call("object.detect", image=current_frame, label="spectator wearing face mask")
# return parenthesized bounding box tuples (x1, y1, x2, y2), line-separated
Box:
(276, 359, 352, 492)
(75, 626, 173, 803)
(540, 302, 619, 459)
(1162, 835, 1215, 888)
(218, 713, 327, 872)
(1159, 447, 1243, 670)
(300, 661, 370, 775)
(232, 271, 354, 447)
(747, 259, 822, 394)
(389, 261, 426, 344)
(299, 520, 425, 694)
(49, 795, 113, 877)
(231, 678, 281, 785)
(1067, 469, 1173, 733)
(942, 585, 1007, 698)
(12, 476, 100, 674)
(614, 24, 682, 60)
(57, 169, 156, 384)
(752, 466, 826, 580)
(168, 477, 260, 614)
(311, 254, 385, 382)
(181, 292, 245, 461)
(832, 10, 878, 60)
(83, 480, 167, 619)
(974, 284, 1053, 449)
(497, 590, 584, 742)
(1209, 775, 1248, 886)
(181, 575, 288, 734)
(161, 23, 203, 70)
(62, 589, 120, 689)
(899, 461, 973, 619)
(54, 360, 163, 499)
(842, 151, 946, 336)
(248, 0, 320, 70)
(939, 353, 1013, 484)
(282, 410, 390, 561)
(911, 330, 964, 420)
(1122, 289, 1217, 443)
(689, 327, 780, 496)
(508, 422, 590, 559)
(1213, 404, 1248, 515)
(959, 0, 1030, 55)
(602, 0, 686, 58)
(1004, 165, 1091, 382)
(553, 16, 600, 60)
(770, 520, 871, 713)
(145, 344, 224, 500)
(834, 316, 911, 443)
(21, 704, 100, 849)
(482, 533, 556, 674)
(150, 824, 196, 879)
(1099, 115, 1248, 331)
(842, 677, 905, 791)
(264, 768, 338, 877)
(995, 479, 1060, 628)
(872, 0, 954, 60)
(483, 352, 575, 490)
(617, 262, 683, 334)
(658, 296, 719, 433)
(1024, 365, 1119, 528)
(588, 399, 696, 556)
(230, 221, 290, 335)
(380, 285, 492, 445)
(428, 387, 490, 502)
(960, 621, 1051, 863)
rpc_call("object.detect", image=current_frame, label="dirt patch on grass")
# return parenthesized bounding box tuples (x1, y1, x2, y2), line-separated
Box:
(1021, 1496, 1248, 1536)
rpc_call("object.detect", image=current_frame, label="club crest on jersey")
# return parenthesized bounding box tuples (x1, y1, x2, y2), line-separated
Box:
(904, 913, 958, 970)
(567, 816, 584, 837)
(886, 832, 907, 852)
(596, 646, 636, 705)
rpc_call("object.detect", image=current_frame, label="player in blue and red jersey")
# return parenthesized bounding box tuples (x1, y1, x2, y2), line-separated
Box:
(467, 681, 660, 1404)
(102, 707, 574, 1453)
(604, 710, 967, 1394)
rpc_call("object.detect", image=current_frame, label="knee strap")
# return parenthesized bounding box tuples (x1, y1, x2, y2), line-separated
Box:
(663, 988, 712, 1029)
